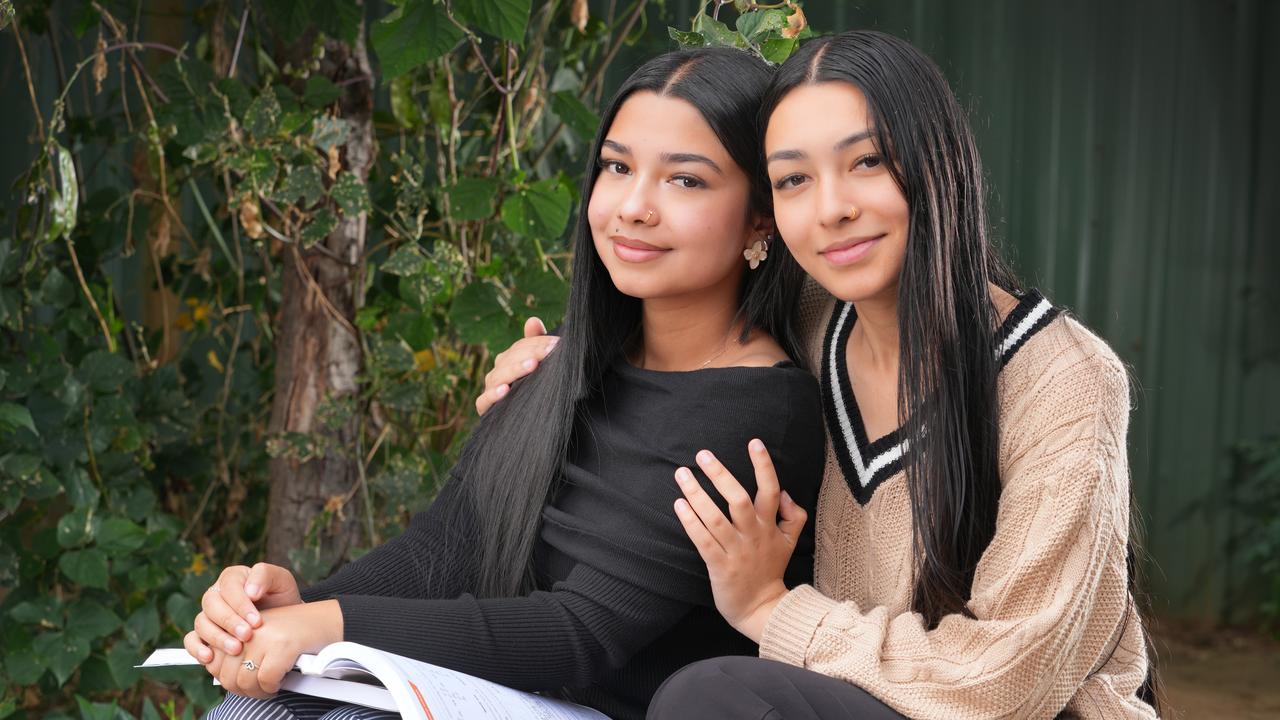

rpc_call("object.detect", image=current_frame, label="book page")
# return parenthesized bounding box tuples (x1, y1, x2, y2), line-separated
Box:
(318, 642, 610, 720)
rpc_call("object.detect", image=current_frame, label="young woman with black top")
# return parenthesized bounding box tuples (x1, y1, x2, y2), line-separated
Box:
(185, 47, 826, 720)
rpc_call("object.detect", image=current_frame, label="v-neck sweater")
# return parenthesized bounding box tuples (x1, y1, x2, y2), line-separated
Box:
(758, 279, 1157, 720)
(300, 360, 825, 720)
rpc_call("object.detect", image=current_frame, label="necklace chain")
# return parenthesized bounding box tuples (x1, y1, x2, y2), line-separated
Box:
(633, 326, 737, 371)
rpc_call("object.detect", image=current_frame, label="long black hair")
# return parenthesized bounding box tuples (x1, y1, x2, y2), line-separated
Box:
(762, 30, 1162, 711)
(459, 47, 806, 599)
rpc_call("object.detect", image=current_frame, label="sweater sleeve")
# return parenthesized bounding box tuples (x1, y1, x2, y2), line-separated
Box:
(332, 563, 690, 691)
(300, 472, 478, 603)
(759, 342, 1156, 719)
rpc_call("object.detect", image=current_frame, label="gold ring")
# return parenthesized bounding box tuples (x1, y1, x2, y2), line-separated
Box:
(644, 210, 654, 223)
(849, 205, 862, 221)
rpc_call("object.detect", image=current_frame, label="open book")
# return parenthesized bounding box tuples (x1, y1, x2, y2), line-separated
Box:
(138, 642, 610, 719)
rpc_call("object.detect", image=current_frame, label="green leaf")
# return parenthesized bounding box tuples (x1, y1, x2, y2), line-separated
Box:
(736, 8, 787, 41)
(390, 75, 424, 129)
(123, 604, 160, 648)
(244, 87, 282, 137)
(274, 164, 325, 206)
(449, 282, 516, 352)
(310, 116, 352, 152)
(426, 71, 452, 128)
(10, 597, 62, 628)
(106, 642, 141, 690)
(65, 600, 122, 641)
(3, 645, 46, 685)
(164, 592, 201, 631)
(79, 349, 134, 393)
(2, 452, 41, 480)
(332, 173, 371, 217)
(550, 91, 599, 142)
(303, 75, 341, 108)
(38, 267, 75, 309)
(0, 402, 37, 436)
(512, 266, 568, 325)
(668, 27, 706, 47)
(760, 36, 799, 64)
(454, 0, 531, 44)
(75, 695, 121, 720)
(692, 14, 743, 48)
(97, 517, 147, 554)
(33, 631, 91, 686)
(57, 506, 96, 549)
(500, 179, 572, 239)
(382, 244, 428, 277)
(301, 208, 339, 247)
(48, 143, 79, 241)
(446, 177, 499, 221)
(372, 0, 464, 81)
(60, 548, 110, 588)
(387, 311, 436, 350)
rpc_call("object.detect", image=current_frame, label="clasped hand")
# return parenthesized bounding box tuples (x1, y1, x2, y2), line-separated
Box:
(183, 562, 341, 698)
(673, 439, 807, 644)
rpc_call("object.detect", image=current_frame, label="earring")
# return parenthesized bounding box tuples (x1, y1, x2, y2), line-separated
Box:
(744, 233, 770, 270)
(848, 205, 862, 221)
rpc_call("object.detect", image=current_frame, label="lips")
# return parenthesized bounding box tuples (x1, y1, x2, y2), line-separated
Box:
(611, 235, 670, 263)
(819, 234, 883, 266)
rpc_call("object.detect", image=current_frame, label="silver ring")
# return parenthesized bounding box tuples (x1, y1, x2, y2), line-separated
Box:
(242, 659, 258, 671)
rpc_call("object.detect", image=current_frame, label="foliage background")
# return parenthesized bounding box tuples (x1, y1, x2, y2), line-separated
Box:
(0, 0, 810, 717)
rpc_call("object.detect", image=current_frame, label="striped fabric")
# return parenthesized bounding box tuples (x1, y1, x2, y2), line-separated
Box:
(203, 691, 400, 720)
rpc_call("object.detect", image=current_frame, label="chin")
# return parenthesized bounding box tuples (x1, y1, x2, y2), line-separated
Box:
(806, 263, 898, 304)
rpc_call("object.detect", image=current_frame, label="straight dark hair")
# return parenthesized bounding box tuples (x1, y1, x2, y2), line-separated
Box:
(458, 47, 806, 599)
(761, 30, 1161, 712)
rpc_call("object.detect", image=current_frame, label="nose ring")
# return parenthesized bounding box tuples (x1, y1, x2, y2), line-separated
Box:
(643, 209, 655, 224)
(848, 205, 862, 221)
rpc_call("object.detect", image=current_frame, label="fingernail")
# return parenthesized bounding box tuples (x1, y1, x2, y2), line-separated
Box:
(247, 611, 260, 625)
(522, 358, 536, 371)
(236, 623, 249, 638)
(245, 583, 260, 597)
(223, 639, 237, 653)
(696, 450, 713, 465)
(200, 648, 212, 662)
(544, 338, 559, 355)
(750, 439, 765, 453)
(495, 384, 509, 398)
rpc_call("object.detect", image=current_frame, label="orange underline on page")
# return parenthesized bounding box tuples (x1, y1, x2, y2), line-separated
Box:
(408, 681, 436, 720)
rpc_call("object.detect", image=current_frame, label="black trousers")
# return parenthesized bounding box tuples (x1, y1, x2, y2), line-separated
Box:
(647, 656, 908, 720)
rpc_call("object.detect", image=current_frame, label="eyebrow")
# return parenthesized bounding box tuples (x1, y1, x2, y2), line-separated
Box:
(766, 129, 877, 164)
(600, 140, 724, 175)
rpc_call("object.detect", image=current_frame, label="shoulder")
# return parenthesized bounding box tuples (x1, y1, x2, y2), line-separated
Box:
(1000, 313, 1131, 439)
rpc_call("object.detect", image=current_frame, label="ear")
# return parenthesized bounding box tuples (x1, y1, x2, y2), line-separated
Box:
(746, 212, 776, 248)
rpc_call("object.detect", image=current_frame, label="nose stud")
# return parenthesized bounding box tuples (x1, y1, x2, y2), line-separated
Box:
(848, 205, 862, 221)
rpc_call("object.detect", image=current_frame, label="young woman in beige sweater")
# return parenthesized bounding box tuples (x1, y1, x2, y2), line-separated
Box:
(483, 31, 1160, 720)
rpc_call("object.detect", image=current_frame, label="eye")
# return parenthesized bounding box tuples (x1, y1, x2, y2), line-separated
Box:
(599, 159, 630, 175)
(671, 175, 704, 189)
(854, 154, 883, 171)
(772, 173, 807, 190)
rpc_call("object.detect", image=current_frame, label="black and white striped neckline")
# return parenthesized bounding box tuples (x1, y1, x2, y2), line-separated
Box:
(821, 290, 1060, 505)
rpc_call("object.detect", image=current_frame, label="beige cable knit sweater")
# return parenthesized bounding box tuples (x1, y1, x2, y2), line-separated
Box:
(759, 280, 1156, 719)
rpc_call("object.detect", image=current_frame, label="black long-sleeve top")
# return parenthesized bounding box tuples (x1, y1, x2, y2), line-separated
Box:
(300, 360, 825, 719)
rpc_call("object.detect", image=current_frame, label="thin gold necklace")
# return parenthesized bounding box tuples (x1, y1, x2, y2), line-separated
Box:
(633, 326, 737, 370)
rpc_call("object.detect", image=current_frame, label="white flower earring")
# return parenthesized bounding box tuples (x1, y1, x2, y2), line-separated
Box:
(744, 233, 771, 270)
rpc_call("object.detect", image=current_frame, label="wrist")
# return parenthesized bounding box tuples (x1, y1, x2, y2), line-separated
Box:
(301, 599, 345, 651)
(736, 583, 789, 644)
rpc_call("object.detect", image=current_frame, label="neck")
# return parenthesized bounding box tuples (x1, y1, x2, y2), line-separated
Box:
(849, 282, 900, 373)
(637, 284, 742, 372)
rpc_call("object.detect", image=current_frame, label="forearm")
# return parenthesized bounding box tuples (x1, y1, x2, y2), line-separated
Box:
(333, 567, 685, 691)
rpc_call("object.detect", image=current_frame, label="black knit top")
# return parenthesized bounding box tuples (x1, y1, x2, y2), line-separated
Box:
(300, 360, 825, 719)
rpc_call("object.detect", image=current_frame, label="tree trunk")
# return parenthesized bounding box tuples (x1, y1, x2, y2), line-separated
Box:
(265, 21, 373, 574)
